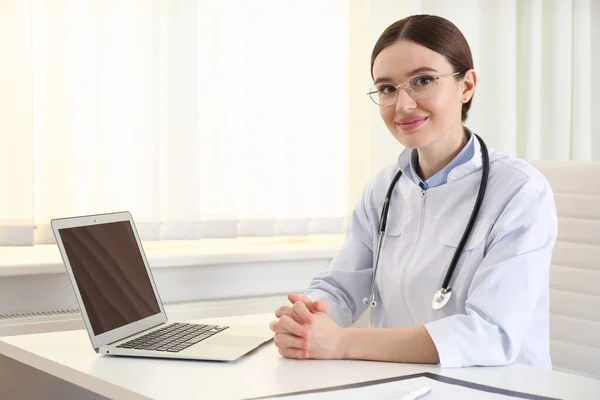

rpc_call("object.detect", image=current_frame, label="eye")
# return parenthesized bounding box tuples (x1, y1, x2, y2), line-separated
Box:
(411, 75, 435, 86)
(377, 84, 397, 95)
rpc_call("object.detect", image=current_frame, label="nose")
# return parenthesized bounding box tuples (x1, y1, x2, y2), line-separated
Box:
(394, 87, 416, 112)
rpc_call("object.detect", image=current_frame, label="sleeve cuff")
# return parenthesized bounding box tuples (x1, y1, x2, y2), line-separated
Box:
(305, 291, 350, 327)
(425, 318, 464, 368)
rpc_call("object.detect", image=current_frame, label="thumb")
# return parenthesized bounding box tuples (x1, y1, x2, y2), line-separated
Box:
(288, 293, 314, 308)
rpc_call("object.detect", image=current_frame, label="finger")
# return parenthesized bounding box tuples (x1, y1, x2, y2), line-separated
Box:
(275, 306, 307, 323)
(270, 320, 291, 334)
(278, 315, 310, 338)
(292, 301, 314, 324)
(275, 305, 290, 318)
(274, 333, 309, 350)
(279, 347, 308, 359)
(288, 293, 314, 308)
(288, 294, 330, 315)
(269, 320, 279, 333)
(270, 319, 305, 335)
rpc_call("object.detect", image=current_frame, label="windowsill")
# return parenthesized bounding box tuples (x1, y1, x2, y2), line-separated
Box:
(0, 235, 345, 277)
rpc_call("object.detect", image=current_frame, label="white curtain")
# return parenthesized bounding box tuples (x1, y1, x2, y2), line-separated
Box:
(0, 0, 349, 246)
(379, 0, 597, 162)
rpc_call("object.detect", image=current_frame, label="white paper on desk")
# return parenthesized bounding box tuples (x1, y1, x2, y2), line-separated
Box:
(271, 376, 521, 399)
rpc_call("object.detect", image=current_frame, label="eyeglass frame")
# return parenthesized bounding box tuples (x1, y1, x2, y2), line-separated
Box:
(367, 71, 464, 107)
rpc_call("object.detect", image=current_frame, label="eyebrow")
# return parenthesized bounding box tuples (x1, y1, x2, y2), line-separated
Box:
(373, 67, 439, 85)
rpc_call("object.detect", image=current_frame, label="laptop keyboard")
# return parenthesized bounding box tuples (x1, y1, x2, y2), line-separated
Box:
(116, 322, 229, 353)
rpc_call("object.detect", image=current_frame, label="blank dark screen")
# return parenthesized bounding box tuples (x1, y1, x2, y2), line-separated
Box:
(59, 221, 161, 335)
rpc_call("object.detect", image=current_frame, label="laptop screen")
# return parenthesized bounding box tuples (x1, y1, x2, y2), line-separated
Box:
(58, 221, 161, 336)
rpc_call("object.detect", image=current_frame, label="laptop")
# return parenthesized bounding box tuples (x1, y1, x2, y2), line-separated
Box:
(51, 211, 274, 361)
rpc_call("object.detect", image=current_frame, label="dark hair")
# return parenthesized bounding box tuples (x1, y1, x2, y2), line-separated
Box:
(371, 15, 474, 122)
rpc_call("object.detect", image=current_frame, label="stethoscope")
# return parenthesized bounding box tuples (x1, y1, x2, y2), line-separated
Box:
(362, 133, 489, 311)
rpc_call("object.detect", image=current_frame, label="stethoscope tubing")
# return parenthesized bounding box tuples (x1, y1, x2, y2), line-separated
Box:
(364, 133, 489, 311)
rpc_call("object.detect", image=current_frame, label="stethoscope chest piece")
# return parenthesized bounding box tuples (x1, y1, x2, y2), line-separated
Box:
(432, 288, 452, 310)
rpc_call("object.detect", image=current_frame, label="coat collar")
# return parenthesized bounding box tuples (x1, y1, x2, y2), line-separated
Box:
(396, 127, 489, 186)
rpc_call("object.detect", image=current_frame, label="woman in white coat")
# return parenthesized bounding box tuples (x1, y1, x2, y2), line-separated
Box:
(269, 14, 557, 368)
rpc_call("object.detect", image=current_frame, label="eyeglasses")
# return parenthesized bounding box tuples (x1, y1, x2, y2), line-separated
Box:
(367, 71, 462, 107)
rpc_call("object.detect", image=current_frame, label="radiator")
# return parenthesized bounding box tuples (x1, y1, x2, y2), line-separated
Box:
(0, 294, 287, 337)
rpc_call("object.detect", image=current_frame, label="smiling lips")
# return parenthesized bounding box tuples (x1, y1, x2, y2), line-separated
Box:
(396, 116, 428, 131)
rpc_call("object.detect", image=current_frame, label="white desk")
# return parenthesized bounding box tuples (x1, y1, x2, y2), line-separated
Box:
(1, 313, 599, 399)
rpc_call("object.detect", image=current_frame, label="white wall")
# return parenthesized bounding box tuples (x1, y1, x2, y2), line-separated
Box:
(592, 0, 600, 160)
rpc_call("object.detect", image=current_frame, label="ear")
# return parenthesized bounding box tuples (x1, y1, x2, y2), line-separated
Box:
(460, 69, 477, 103)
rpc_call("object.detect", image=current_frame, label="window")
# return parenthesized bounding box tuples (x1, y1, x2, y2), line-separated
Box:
(0, 0, 349, 245)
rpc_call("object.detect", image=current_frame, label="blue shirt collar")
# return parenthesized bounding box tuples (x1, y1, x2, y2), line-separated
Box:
(408, 128, 475, 190)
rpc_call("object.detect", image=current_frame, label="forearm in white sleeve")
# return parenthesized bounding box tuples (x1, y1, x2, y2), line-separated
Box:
(305, 183, 375, 328)
(425, 181, 557, 367)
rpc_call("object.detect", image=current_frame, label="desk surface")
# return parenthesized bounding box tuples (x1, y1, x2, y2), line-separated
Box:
(1, 313, 599, 400)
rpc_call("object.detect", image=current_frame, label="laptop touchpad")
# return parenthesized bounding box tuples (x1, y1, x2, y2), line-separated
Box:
(209, 334, 264, 347)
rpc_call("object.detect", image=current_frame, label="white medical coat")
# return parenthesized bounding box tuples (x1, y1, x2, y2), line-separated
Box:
(306, 137, 557, 368)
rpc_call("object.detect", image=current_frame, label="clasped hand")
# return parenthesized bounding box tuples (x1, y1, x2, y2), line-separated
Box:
(269, 294, 346, 360)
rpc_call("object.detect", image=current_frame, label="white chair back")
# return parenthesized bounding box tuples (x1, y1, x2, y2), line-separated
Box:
(531, 161, 600, 379)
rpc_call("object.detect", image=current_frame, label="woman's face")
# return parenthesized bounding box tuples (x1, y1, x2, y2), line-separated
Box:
(371, 39, 475, 149)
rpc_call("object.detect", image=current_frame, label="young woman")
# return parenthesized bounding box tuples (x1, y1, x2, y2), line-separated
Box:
(269, 14, 557, 368)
